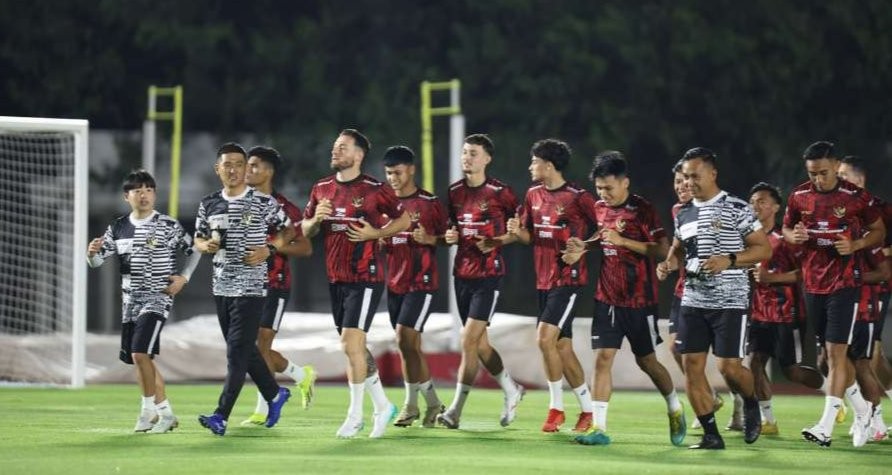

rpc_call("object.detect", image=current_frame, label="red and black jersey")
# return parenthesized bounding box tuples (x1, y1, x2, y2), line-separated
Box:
(382, 189, 447, 294)
(751, 228, 803, 324)
(875, 197, 892, 298)
(519, 182, 598, 290)
(447, 176, 518, 279)
(304, 174, 404, 284)
(266, 191, 303, 291)
(783, 180, 881, 294)
(671, 202, 686, 298)
(594, 194, 667, 308)
(856, 246, 886, 323)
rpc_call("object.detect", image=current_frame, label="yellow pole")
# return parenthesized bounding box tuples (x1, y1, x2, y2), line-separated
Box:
(420, 81, 433, 192)
(169, 86, 183, 218)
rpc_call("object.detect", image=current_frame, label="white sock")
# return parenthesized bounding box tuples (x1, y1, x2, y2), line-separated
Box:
(284, 361, 305, 384)
(449, 383, 472, 418)
(760, 399, 775, 423)
(404, 382, 419, 408)
(572, 384, 593, 413)
(494, 369, 518, 396)
(348, 383, 365, 420)
(593, 400, 609, 431)
(664, 390, 682, 413)
(873, 404, 886, 429)
(155, 399, 173, 417)
(254, 391, 268, 415)
(141, 396, 155, 414)
(365, 374, 391, 413)
(547, 380, 564, 411)
(818, 396, 844, 432)
(419, 380, 441, 407)
(845, 383, 870, 417)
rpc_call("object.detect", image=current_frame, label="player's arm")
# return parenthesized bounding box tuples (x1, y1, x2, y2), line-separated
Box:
(753, 266, 800, 285)
(863, 258, 891, 284)
(277, 232, 312, 257)
(506, 212, 530, 245)
(702, 228, 772, 274)
(86, 226, 115, 267)
(835, 217, 885, 256)
(302, 196, 332, 239)
(603, 230, 668, 259)
(348, 211, 410, 242)
(656, 237, 682, 281)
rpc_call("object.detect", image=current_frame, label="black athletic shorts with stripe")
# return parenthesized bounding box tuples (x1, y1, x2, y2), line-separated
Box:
(329, 282, 384, 333)
(454, 277, 501, 325)
(748, 321, 800, 368)
(537, 286, 581, 339)
(259, 289, 290, 332)
(119, 312, 165, 364)
(678, 307, 748, 358)
(591, 301, 662, 357)
(388, 290, 434, 332)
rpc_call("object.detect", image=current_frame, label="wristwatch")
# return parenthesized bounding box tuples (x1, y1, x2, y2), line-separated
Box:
(266, 243, 278, 254)
(727, 253, 737, 267)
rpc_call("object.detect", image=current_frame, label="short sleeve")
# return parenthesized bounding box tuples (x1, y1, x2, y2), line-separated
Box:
(642, 201, 667, 242)
(377, 185, 404, 220)
(782, 195, 800, 229)
(195, 201, 210, 239)
(96, 225, 117, 260)
(428, 198, 448, 236)
(736, 204, 761, 237)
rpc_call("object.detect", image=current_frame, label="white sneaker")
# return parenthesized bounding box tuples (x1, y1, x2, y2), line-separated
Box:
(134, 412, 156, 432)
(436, 409, 460, 429)
(369, 403, 397, 438)
(149, 415, 179, 433)
(852, 411, 871, 448)
(499, 384, 525, 427)
(801, 424, 832, 447)
(336, 416, 364, 438)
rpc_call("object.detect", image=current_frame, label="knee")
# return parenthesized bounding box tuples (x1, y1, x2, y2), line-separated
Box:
(595, 352, 614, 371)
(396, 332, 416, 355)
(132, 353, 151, 365)
(716, 359, 741, 378)
(537, 333, 557, 352)
(635, 354, 656, 371)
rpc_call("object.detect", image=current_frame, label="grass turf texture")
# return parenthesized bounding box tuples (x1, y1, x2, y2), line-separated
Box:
(1, 385, 890, 474)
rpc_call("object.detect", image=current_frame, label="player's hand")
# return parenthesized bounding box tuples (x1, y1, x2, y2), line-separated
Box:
(474, 235, 498, 253)
(560, 248, 586, 265)
(564, 237, 586, 254)
(752, 263, 770, 284)
(412, 224, 435, 245)
(656, 257, 677, 281)
(600, 228, 625, 247)
(87, 236, 104, 257)
(199, 237, 221, 254)
(701, 255, 732, 275)
(243, 245, 271, 266)
(833, 234, 856, 256)
(347, 218, 379, 242)
(313, 198, 333, 224)
(506, 213, 521, 235)
(162, 275, 187, 296)
(884, 246, 891, 258)
(444, 226, 459, 245)
(790, 222, 809, 244)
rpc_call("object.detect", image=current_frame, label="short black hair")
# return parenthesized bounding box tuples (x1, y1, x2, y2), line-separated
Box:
(382, 145, 415, 166)
(217, 142, 247, 159)
(465, 133, 495, 157)
(247, 146, 282, 173)
(530, 139, 571, 171)
(841, 155, 866, 175)
(681, 147, 717, 165)
(590, 150, 628, 181)
(749, 181, 783, 206)
(802, 141, 836, 161)
(340, 129, 371, 156)
(122, 169, 156, 193)
(671, 159, 685, 173)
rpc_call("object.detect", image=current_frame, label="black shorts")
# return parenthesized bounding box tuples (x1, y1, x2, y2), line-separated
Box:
(259, 289, 290, 331)
(388, 290, 434, 332)
(329, 282, 384, 333)
(748, 321, 800, 368)
(678, 307, 748, 358)
(804, 288, 858, 346)
(848, 321, 878, 360)
(119, 312, 165, 364)
(454, 277, 501, 325)
(591, 301, 662, 357)
(537, 286, 581, 339)
(668, 295, 682, 334)
(876, 292, 890, 342)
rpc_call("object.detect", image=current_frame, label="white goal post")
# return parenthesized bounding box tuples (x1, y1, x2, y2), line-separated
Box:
(0, 116, 88, 387)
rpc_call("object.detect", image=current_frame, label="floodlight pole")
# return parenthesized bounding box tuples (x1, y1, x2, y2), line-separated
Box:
(145, 85, 184, 218)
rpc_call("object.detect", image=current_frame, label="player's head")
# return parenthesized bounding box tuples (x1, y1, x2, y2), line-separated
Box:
(215, 142, 248, 189)
(590, 151, 630, 206)
(749, 181, 782, 224)
(122, 169, 157, 214)
(332, 129, 370, 172)
(462, 134, 494, 175)
(679, 147, 718, 200)
(246, 146, 281, 189)
(529, 138, 571, 182)
(838, 155, 866, 188)
(383, 145, 416, 194)
(671, 159, 691, 203)
(802, 141, 839, 192)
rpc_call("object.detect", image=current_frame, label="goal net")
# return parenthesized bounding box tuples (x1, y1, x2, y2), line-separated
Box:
(0, 117, 88, 387)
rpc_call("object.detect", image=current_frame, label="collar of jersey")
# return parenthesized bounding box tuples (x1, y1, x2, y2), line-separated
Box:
(129, 210, 158, 226)
(692, 190, 727, 207)
(221, 187, 250, 201)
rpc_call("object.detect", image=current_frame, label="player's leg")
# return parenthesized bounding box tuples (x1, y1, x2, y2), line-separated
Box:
(679, 307, 724, 449)
(393, 291, 436, 426)
(236, 297, 289, 429)
(129, 312, 166, 432)
(712, 309, 760, 444)
(849, 321, 884, 444)
(667, 295, 685, 373)
(538, 321, 566, 432)
(589, 301, 626, 433)
(439, 278, 474, 429)
(558, 336, 593, 431)
(870, 295, 892, 402)
(244, 294, 280, 425)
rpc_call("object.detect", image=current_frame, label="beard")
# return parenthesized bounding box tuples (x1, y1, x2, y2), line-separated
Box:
(331, 158, 353, 172)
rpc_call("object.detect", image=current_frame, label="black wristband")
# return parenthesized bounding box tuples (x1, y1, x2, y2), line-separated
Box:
(727, 253, 737, 267)
(266, 243, 278, 254)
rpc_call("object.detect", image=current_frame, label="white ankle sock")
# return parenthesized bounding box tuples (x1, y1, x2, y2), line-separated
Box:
(419, 379, 441, 407)
(494, 370, 518, 396)
(404, 382, 419, 407)
(348, 383, 364, 420)
(365, 374, 391, 413)
(449, 383, 472, 418)
(155, 399, 173, 417)
(284, 361, 305, 383)
(547, 380, 564, 411)
(760, 399, 775, 423)
(254, 391, 268, 415)
(594, 401, 609, 431)
(818, 396, 843, 432)
(664, 390, 682, 413)
(572, 384, 593, 413)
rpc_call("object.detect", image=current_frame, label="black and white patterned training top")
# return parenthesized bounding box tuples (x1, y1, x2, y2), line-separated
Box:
(89, 211, 195, 321)
(674, 190, 761, 310)
(195, 187, 289, 297)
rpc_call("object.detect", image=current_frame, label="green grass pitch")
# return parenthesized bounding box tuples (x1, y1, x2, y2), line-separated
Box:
(1, 384, 890, 474)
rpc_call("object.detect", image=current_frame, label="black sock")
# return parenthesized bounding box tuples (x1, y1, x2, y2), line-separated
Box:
(697, 412, 719, 436)
(743, 397, 759, 412)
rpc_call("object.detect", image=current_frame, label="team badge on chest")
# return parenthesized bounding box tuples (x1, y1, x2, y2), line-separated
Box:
(833, 206, 846, 219)
(352, 196, 364, 208)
